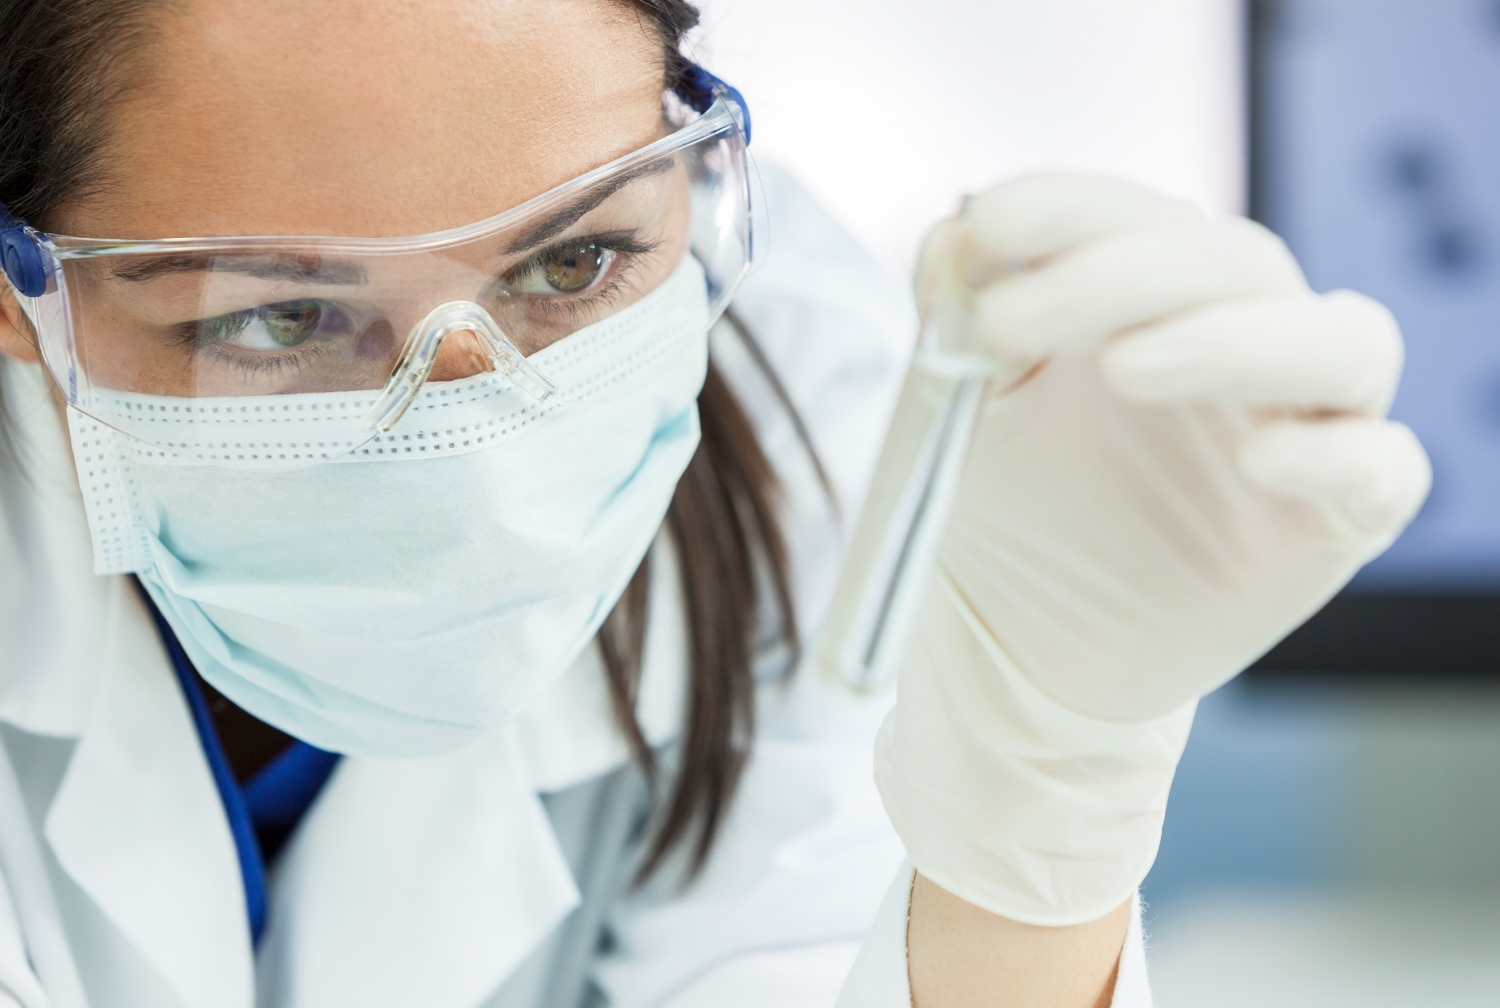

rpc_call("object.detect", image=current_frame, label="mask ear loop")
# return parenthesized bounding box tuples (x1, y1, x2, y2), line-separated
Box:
(361, 301, 560, 434)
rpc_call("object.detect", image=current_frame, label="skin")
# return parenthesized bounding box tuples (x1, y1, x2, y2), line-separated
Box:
(0, 0, 1128, 1002)
(911, 878, 1126, 1008)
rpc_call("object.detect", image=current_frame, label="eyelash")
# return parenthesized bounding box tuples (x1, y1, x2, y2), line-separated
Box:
(501, 230, 665, 323)
(167, 308, 334, 382)
(178, 327, 333, 381)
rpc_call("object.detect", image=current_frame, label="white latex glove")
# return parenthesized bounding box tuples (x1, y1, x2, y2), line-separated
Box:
(874, 174, 1431, 927)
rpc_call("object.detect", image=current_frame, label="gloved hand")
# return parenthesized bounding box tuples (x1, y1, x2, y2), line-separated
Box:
(874, 174, 1431, 926)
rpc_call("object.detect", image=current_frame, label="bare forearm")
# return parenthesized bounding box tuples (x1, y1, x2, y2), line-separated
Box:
(907, 873, 1129, 1008)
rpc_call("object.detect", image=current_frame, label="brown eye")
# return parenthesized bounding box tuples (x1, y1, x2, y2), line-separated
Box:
(542, 243, 605, 293)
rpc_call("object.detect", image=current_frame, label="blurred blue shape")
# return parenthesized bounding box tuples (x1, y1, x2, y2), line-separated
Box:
(1255, 0, 1500, 589)
(1142, 680, 1355, 910)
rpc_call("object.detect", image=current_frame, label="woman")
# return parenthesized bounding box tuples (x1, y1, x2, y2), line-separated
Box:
(0, 0, 1431, 1005)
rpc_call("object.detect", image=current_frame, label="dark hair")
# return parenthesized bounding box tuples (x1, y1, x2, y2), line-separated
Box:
(604, 0, 815, 880)
(0, 0, 808, 880)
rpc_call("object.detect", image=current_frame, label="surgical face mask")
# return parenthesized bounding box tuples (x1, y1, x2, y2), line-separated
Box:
(69, 255, 710, 756)
(13, 77, 756, 756)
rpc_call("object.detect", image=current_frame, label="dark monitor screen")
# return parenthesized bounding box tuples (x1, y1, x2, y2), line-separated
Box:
(1248, 0, 1500, 674)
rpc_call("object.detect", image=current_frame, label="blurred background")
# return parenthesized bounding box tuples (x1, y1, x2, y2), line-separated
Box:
(693, 0, 1500, 1004)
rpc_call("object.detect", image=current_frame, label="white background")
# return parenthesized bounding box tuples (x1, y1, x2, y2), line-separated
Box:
(690, 0, 1245, 278)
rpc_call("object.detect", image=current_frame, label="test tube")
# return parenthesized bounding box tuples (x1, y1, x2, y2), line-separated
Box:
(815, 263, 1023, 694)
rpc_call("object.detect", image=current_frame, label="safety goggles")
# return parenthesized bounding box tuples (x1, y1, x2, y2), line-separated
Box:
(0, 69, 755, 469)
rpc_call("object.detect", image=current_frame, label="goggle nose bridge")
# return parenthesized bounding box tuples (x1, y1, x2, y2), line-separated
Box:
(361, 300, 561, 434)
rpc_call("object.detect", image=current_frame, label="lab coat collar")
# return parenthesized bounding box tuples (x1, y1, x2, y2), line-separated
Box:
(0, 359, 108, 738)
(2, 359, 253, 1007)
(253, 538, 691, 1007)
(256, 726, 581, 1008)
(44, 578, 256, 1008)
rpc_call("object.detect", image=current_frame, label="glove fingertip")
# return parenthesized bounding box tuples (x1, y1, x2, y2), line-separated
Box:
(965, 174, 1207, 263)
(1238, 420, 1432, 536)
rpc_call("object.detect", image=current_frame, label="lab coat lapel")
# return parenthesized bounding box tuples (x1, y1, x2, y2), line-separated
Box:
(44, 578, 255, 1008)
(257, 726, 580, 1008)
(0, 358, 107, 737)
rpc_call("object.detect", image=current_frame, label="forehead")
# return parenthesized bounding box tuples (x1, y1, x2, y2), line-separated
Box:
(63, 0, 666, 240)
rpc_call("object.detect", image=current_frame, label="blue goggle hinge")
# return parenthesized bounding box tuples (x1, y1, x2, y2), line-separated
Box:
(679, 65, 751, 147)
(0, 201, 50, 298)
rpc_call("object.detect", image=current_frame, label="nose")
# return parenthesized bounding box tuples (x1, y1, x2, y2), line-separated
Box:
(360, 301, 560, 434)
(429, 327, 494, 382)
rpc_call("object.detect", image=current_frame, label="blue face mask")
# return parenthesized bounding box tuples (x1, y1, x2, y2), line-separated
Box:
(68, 257, 709, 757)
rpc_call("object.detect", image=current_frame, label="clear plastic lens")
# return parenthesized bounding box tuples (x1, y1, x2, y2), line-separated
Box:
(23, 97, 751, 468)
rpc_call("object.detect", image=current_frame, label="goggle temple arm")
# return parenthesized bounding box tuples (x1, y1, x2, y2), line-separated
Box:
(0, 201, 50, 299)
(678, 65, 752, 146)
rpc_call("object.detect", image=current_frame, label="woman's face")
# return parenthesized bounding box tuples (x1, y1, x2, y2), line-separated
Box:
(2, 0, 677, 379)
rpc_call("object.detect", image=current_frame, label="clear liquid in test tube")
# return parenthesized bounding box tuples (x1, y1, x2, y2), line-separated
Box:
(816, 267, 1024, 694)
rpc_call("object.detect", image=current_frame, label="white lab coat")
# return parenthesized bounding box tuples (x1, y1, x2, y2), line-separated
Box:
(0, 166, 1153, 1008)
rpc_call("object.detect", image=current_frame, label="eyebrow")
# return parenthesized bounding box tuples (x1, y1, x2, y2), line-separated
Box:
(104, 155, 678, 282)
(111, 253, 369, 285)
(501, 156, 677, 255)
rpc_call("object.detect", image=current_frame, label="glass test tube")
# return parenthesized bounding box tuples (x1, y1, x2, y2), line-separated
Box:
(815, 275, 1008, 694)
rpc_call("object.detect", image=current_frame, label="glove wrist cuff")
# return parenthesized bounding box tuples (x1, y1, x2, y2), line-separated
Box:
(875, 574, 1197, 927)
